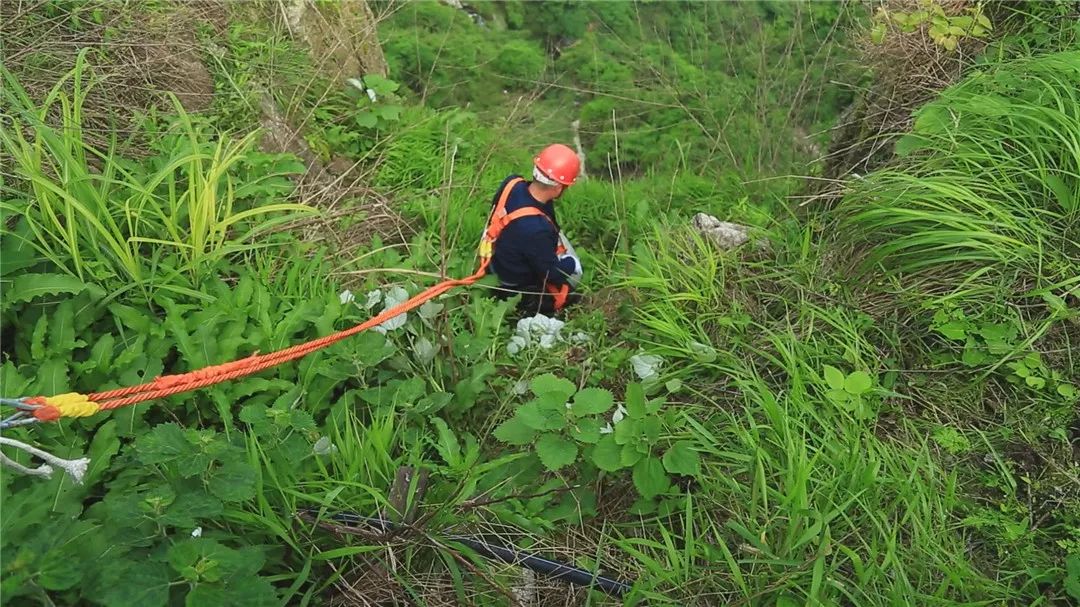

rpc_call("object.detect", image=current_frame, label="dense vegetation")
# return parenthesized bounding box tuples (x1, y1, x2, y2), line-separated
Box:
(1, 1, 1078, 605)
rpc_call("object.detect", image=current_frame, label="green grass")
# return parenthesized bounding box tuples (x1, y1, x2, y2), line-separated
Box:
(0, 49, 315, 302)
(1, 3, 1078, 607)
(833, 51, 1080, 301)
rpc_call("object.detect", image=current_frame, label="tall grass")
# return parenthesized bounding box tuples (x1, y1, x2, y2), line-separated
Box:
(607, 310, 1026, 604)
(833, 51, 1080, 300)
(612, 196, 1057, 602)
(0, 49, 315, 298)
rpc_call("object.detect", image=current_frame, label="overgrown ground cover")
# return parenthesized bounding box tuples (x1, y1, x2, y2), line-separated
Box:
(1, 1, 1078, 605)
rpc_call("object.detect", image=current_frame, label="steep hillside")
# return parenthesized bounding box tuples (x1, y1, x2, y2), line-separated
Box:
(1, 1, 1078, 606)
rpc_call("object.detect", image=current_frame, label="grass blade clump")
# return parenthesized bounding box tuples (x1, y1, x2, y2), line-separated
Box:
(0, 49, 315, 297)
(834, 51, 1080, 298)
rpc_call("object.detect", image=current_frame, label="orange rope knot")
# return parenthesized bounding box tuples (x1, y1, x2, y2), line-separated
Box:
(28, 393, 101, 422)
(151, 353, 261, 390)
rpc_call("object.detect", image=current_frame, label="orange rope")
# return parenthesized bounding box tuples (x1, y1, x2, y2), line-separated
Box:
(23, 177, 536, 423)
(29, 261, 490, 421)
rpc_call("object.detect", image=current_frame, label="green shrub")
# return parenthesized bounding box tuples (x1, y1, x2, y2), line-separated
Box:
(492, 39, 547, 85)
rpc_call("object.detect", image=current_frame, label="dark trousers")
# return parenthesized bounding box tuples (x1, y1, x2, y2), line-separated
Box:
(493, 284, 580, 316)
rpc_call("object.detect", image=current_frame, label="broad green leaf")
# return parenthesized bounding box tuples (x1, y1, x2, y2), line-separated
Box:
(530, 373, 576, 401)
(570, 387, 614, 416)
(962, 340, 987, 366)
(516, 396, 567, 431)
(162, 492, 225, 528)
(570, 417, 603, 444)
(1066, 554, 1080, 600)
(353, 331, 395, 367)
(823, 365, 845, 391)
(48, 300, 77, 354)
(3, 273, 85, 304)
(625, 383, 646, 419)
(621, 442, 644, 467)
(355, 111, 378, 129)
(825, 389, 849, 403)
(137, 423, 197, 466)
(431, 417, 460, 466)
(632, 456, 670, 499)
(168, 539, 254, 583)
(378, 104, 404, 121)
(493, 416, 536, 446)
(363, 73, 400, 95)
(84, 420, 120, 487)
(288, 409, 316, 431)
(662, 441, 701, 476)
(844, 371, 873, 395)
(239, 404, 273, 437)
(0, 361, 32, 396)
(79, 333, 115, 374)
(208, 461, 258, 502)
(0, 219, 39, 276)
(98, 561, 172, 607)
(35, 358, 69, 395)
(38, 547, 83, 590)
(642, 417, 662, 445)
(140, 484, 178, 514)
(613, 417, 636, 445)
(31, 313, 48, 359)
(591, 435, 623, 471)
(184, 575, 278, 607)
(951, 16, 973, 29)
(1057, 384, 1077, 399)
(535, 433, 578, 471)
(936, 320, 968, 340)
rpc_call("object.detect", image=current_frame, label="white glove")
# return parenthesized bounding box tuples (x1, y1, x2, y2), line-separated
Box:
(558, 253, 583, 287)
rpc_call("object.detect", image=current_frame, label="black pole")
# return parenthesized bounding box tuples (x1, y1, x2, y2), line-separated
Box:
(298, 509, 634, 597)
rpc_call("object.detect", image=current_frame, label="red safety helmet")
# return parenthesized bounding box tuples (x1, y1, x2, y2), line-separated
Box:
(533, 144, 581, 186)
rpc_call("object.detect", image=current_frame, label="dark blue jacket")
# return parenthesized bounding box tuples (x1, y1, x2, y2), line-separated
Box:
(489, 175, 576, 287)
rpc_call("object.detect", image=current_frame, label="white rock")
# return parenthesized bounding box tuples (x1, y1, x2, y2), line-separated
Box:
(691, 213, 754, 250)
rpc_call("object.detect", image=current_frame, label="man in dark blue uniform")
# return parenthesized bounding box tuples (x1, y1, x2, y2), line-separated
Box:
(488, 144, 583, 315)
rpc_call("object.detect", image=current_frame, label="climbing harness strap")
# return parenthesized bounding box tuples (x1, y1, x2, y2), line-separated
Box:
(481, 178, 567, 256)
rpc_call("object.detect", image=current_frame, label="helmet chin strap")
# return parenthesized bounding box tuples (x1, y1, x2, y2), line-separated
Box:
(532, 166, 559, 186)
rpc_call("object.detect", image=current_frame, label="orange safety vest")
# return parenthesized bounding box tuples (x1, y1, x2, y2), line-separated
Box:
(479, 177, 571, 310)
